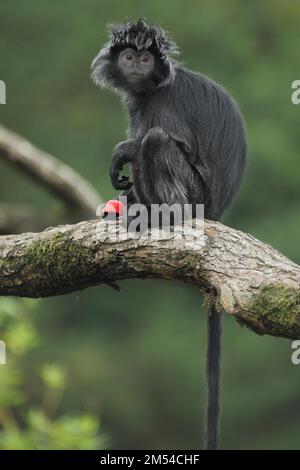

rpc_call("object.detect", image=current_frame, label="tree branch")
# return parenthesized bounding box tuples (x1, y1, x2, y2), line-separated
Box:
(0, 203, 62, 234)
(0, 125, 102, 216)
(0, 218, 299, 339)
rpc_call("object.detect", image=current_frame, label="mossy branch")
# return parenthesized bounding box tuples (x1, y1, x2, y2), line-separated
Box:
(0, 218, 299, 339)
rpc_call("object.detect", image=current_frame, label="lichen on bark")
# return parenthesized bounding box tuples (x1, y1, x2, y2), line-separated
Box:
(248, 284, 300, 339)
(22, 231, 95, 295)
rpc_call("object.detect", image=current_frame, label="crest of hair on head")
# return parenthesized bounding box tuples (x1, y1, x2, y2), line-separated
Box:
(91, 18, 179, 89)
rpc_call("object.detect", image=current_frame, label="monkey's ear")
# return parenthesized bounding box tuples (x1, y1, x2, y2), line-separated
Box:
(169, 132, 192, 157)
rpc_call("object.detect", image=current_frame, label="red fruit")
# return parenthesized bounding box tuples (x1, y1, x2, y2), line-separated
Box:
(102, 199, 124, 217)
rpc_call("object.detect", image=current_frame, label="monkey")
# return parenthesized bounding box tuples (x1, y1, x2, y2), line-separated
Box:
(91, 18, 246, 450)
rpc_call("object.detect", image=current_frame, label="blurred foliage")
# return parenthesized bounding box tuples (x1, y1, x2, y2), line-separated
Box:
(0, 0, 300, 450)
(0, 298, 107, 449)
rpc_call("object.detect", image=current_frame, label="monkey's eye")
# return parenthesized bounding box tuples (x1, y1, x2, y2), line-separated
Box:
(141, 56, 149, 63)
(126, 54, 133, 61)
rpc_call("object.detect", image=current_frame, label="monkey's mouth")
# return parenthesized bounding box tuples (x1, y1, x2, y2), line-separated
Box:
(129, 73, 143, 80)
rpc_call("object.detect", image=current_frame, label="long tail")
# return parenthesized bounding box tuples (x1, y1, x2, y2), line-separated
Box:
(204, 307, 223, 450)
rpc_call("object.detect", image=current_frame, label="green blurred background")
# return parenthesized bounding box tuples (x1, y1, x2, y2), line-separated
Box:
(0, 0, 300, 450)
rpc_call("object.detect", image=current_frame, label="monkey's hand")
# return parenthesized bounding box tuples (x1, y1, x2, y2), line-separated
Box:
(110, 140, 139, 190)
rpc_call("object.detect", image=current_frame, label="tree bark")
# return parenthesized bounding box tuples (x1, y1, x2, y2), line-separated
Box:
(0, 218, 299, 340)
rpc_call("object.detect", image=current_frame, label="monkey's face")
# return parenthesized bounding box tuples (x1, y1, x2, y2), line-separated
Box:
(91, 20, 177, 92)
(117, 48, 156, 91)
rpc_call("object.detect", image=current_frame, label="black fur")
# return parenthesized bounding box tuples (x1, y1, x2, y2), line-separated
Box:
(92, 18, 247, 449)
(205, 308, 223, 450)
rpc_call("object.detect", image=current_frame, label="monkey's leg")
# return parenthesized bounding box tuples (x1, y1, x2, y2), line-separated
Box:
(133, 127, 204, 207)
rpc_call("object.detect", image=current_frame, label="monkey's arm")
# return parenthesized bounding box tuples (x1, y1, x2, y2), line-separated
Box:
(110, 140, 140, 190)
